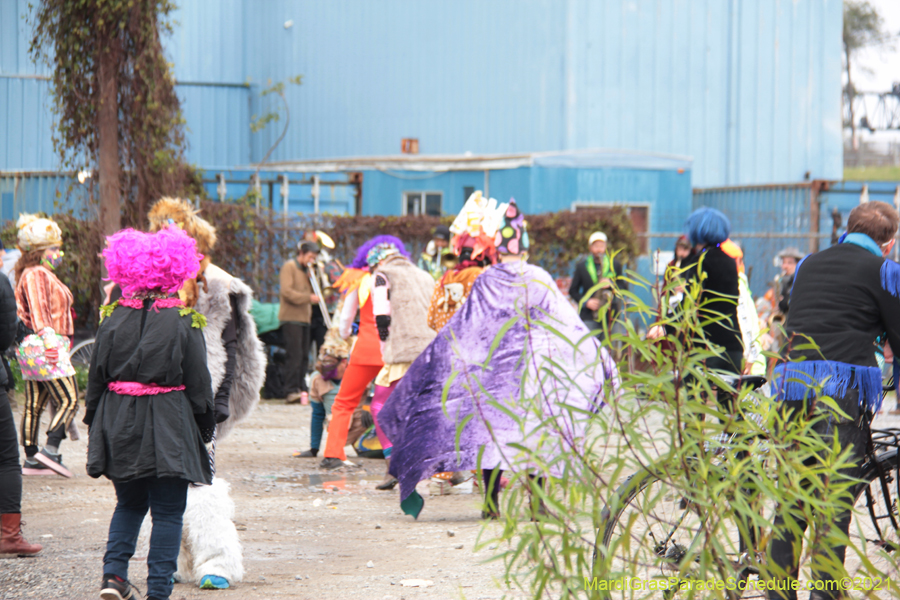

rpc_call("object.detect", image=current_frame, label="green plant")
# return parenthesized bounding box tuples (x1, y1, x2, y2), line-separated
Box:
(456, 267, 897, 598)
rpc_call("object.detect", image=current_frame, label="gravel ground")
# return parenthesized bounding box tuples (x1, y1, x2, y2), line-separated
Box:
(1, 400, 518, 600)
(4, 395, 900, 600)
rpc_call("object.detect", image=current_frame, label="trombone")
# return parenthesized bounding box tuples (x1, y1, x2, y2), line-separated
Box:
(308, 263, 332, 329)
(308, 230, 335, 329)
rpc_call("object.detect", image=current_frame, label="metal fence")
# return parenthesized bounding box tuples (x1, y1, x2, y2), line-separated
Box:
(0, 169, 359, 220)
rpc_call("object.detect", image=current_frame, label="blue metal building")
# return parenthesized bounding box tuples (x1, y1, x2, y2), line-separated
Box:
(2, 0, 843, 188)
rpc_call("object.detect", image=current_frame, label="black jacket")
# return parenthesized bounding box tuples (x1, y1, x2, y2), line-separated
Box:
(778, 273, 794, 315)
(786, 244, 900, 366)
(668, 246, 743, 353)
(84, 300, 214, 484)
(569, 255, 625, 321)
(0, 273, 16, 390)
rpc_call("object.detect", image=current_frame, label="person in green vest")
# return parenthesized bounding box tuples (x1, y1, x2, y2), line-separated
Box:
(568, 231, 625, 335)
(417, 225, 451, 280)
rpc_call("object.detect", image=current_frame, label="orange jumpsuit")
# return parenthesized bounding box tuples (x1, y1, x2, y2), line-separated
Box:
(323, 286, 383, 461)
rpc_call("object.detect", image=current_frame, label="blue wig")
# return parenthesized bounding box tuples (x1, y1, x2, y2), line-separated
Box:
(350, 235, 410, 269)
(684, 207, 730, 247)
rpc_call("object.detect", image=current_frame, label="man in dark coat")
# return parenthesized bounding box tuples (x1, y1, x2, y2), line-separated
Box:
(776, 246, 803, 316)
(0, 262, 42, 557)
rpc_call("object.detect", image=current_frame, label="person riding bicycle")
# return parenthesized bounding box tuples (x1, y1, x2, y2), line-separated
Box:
(769, 201, 900, 600)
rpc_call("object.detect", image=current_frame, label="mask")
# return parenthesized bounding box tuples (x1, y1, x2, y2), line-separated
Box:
(42, 249, 64, 270)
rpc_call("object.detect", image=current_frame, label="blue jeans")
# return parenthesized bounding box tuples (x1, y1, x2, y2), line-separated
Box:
(104, 477, 189, 600)
(310, 400, 326, 450)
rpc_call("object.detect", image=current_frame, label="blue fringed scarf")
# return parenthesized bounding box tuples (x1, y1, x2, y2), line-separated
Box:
(881, 259, 900, 299)
(839, 231, 900, 298)
(773, 360, 883, 412)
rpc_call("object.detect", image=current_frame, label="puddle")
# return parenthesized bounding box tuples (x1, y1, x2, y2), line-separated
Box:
(262, 471, 373, 493)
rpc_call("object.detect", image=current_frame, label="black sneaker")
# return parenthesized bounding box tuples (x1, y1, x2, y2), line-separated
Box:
(34, 449, 73, 478)
(318, 457, 345, 470)
(292, 448, 318, 458)
(100, 574, 133, 600)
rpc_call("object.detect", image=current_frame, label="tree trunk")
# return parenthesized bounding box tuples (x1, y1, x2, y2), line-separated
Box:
(845, 43, 857, 151)
(97, 42, 122, 237)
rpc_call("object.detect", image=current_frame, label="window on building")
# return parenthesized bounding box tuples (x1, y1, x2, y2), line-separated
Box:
(403, 191, 442, 216)
(462, 186, 475, 204)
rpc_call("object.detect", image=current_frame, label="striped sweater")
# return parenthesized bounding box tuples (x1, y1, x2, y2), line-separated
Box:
(16, 266, 74, 337)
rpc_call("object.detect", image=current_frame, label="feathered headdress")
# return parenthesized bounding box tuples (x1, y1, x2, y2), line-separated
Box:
(350, 235, 409, 269)
(147, 197, 217, 307)
(148, 197, 217, 255)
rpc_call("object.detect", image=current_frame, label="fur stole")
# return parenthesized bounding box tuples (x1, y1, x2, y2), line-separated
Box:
(196, 264, 266, 441)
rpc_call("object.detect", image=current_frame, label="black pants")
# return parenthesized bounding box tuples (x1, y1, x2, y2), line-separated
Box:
(311, 306, 328, 353)
(705, 350, 743, 413)
(282, 322, 310, 395)
(0, 390, 22, 513)
(767, 391, 867, 600)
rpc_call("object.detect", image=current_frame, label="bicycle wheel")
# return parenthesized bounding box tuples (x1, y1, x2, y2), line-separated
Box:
(594, 467, 765, 600)
(69, 338, 95, 368)
(836, 449, 900, 598)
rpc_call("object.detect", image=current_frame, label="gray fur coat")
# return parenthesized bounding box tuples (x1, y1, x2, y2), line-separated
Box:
(196, 264, 266, 441)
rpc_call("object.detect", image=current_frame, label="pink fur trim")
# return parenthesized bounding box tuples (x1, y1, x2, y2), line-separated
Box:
(153, 298, 185, 310)
(108, 381, 186, 396)
(118, 298, 144, 309)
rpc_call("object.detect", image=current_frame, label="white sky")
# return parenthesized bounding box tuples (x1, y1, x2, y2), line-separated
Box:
(853, 0, 900, 92)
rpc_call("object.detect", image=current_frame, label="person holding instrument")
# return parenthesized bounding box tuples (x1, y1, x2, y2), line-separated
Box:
(569, 231, 625, 337)
(279, 241, 321, 405)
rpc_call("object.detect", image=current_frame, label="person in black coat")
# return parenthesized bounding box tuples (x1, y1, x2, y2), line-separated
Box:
(648, 207, 743, 378)
(768, 202, 900, 599)
(0, 258, 42, 557)
(85, 227, 214, 600)
(568, 231, 626, 334)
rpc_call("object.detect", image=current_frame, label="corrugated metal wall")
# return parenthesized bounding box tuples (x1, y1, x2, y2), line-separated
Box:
(0, 173, 93, 221)
(0, 0, 252, 170)
(3, 0, 842, 188)
(244, 0, 842, 186)
(694, 184, 814, 297)
(694, 181, 900, 298)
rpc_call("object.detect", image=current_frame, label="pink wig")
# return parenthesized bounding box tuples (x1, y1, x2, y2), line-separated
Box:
(103, 227, 203, 297)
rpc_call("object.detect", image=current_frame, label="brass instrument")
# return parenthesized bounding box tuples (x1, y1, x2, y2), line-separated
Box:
(440, 249, 458, 270)
(590, 281, 615, 323)
(308, 262, 332, 329)
(308, 230, 336, 328)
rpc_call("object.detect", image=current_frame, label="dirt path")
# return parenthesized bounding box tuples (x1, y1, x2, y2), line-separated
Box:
(1, 401, 514, 600)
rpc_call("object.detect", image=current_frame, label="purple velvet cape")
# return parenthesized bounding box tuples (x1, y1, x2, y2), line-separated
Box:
(378, 261, 618, 516)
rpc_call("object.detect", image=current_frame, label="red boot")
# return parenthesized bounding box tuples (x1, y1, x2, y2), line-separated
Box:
(0, 513, 43, 557)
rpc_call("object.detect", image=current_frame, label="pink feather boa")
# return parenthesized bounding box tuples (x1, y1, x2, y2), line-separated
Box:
(108, 381, 186, 396)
